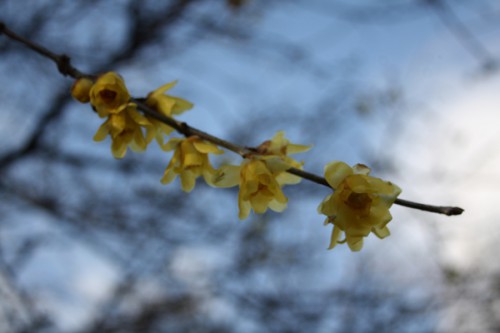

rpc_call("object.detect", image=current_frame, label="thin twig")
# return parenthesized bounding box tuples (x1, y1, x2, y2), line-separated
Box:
(0, 21, 464, 216)
(393, 198, 464, 216)
(0, 22, 90, 78)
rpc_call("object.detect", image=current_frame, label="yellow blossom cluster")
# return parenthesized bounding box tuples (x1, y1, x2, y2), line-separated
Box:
(71, 72, 402, 252)
(71, 73, 193, 158)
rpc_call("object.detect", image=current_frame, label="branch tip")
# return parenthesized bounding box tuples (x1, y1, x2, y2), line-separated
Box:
(394, 198, 464, 216)
(446, 207, 464, 216)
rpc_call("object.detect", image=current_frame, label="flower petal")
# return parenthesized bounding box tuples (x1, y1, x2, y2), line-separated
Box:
(324, 161, 353, 188)
(111, 140, 127, 159)
(213, 165, 241, 188)
(151, 81, 177, 96)
(93, 122, 110, 142)
(192, 140, 223, 154)
(276, 172, 301, 185)
(163, 137, 183, 151)
(128, 108, 151, 127)
(250, 192, 270, 214)
(327, 225, 342, 250)
(161, 168, 177, 184)
(238, 191, 251, 220)
(171, 97, 194, 115)
(352, 163, 371, 175)
(268, 199, 287, 213)
(180, 171, 196, 192)
(372, 226, 390, 239)
(156, 97, 176, 115)
(347, 236, 364, 252)
(181, 140, 204, 167)
(287, 143, 312, 154)
(265, 157, 290, 173)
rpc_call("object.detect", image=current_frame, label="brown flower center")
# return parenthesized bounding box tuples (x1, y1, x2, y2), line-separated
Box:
(100, 89, 117, 103)
(345, 192, 372, 210)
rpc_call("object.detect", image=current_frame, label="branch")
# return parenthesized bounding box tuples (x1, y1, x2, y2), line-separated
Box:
(0, 22, 89, 78)
(285, 168, 463, 216)
(0, 22, 464, 216)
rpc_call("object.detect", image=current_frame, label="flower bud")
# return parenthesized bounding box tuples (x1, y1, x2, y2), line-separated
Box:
(71, 77, 94, 103)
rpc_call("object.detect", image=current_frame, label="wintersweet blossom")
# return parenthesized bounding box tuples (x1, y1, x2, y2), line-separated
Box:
(318, 161, 401, 251)
(161, 136, 223, 192)
(255, 131, 311, 185)
(214, 131, 309, 219)
(89, 72, 131, 117)
(215, 158, 288, 220)
(146, 81, 193, 146)
(93, 105, 153, 158)
(71, 77, 94, 103)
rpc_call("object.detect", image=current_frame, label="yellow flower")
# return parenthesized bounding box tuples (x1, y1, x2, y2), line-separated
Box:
(89, 72, 131, 117)
(146, 81, 193, 145)
(214, 158, 288, 220)
(238, 159, 288, 219)
(71, 77, 94, 103)
(161, 136, 223, 192)
(93, 105, 153, 158)
(214, 131, 309, 219)
(318, 161, 401, 251)
(255, 131, 311, 185)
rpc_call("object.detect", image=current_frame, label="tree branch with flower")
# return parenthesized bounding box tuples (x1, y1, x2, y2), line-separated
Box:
(0, 22, 463, 252)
